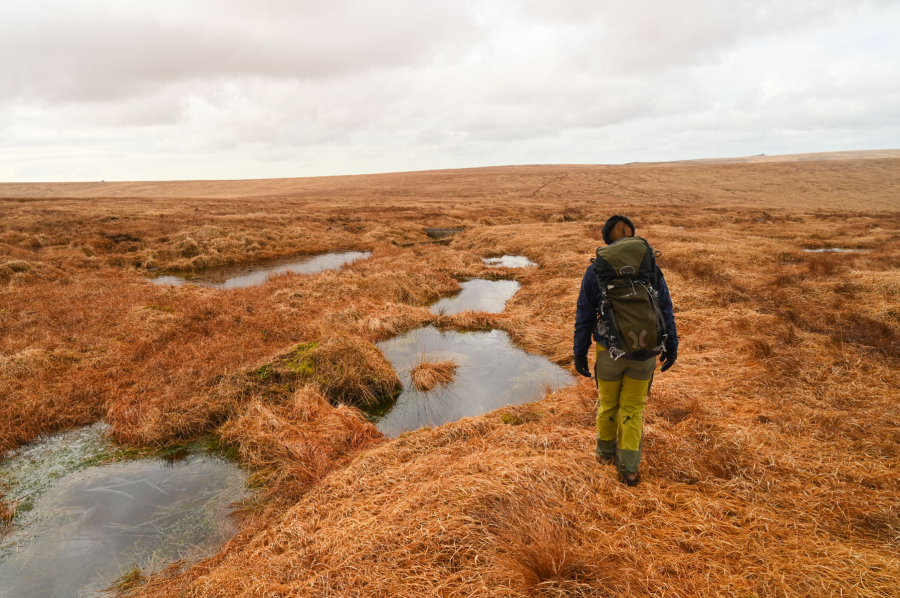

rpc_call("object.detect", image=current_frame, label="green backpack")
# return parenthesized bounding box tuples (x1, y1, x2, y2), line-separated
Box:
(591, 236, 668, 361)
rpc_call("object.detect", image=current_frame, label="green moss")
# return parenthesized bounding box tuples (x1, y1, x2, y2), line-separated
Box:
(142, 304, 174, 313)
(253, 342, 319, 382)
(500, 413, 522, 425)
(204, 436, 240, 462)
(500, 405, 542, 426)
(254, 364, 274, 380)
(288, 341, 319, 356)
(283, 343, 316, 377)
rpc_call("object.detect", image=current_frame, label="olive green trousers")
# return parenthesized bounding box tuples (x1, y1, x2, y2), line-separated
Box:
(594, 345, 655, 474)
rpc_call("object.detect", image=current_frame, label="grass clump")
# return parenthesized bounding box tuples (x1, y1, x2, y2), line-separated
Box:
(217, 385, 382, 501)
(409, 357, 458, 392)
(111, 564, 145, 593)
(0, 490, 14, 539)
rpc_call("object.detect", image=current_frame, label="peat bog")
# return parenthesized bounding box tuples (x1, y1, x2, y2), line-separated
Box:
(2, 159, 900, 597)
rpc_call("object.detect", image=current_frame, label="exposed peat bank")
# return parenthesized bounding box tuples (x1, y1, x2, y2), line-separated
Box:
(2, 157, 900, 597)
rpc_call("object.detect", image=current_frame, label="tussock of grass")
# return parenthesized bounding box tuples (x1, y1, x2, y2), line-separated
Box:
(111, 565, 145, 593)
(409, 357, 458, 392)
(218, 385, 382, 502)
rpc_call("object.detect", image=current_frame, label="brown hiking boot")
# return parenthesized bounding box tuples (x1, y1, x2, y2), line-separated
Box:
(621, 471, 639, 487)
(595, 452, 616, 465)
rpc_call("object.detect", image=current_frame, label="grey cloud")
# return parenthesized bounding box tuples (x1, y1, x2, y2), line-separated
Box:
(0, 0, 480, 101)
(0, 0, 897, 181)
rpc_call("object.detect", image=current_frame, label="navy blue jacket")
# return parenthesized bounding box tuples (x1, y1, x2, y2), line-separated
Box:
(574, 264, 678, 357)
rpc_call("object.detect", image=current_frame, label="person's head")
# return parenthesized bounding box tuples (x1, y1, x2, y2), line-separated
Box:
(601, 215, 635, 245)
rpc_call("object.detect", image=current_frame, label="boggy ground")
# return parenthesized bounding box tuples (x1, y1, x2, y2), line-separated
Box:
(1, 157, 900, 596)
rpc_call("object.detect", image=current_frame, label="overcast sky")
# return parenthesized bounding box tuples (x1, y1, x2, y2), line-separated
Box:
(1, 0, 898, 181)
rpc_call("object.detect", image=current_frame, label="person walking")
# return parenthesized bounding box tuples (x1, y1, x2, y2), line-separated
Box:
(573, 215, 678, 486)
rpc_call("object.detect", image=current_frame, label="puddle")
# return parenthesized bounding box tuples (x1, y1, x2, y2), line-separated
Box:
(423, 228, 464, 240)
(482, 255, 537, 268)
(365, 327, 574, 436)
(0, 425, 248, 598)
(430, 279, 520, 315)
(803, 248, 868, 253)
(149, 251, 371, 288)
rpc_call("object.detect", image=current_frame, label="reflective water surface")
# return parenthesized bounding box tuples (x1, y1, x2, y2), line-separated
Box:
(149, 251, 371, 288)
(0, 428, 247, 598)
(366, 327, 574, 436)
(482, 255, 537, 268)
(429, 279, 520, 315)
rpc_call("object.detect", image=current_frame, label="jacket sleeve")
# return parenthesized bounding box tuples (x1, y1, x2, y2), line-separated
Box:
(656, 269, 678, 350)
(574, 266, 600, 357)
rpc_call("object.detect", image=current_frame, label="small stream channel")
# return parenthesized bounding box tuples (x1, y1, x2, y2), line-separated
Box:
(0, 424, 248, 598)
(148, 251, 371, 289)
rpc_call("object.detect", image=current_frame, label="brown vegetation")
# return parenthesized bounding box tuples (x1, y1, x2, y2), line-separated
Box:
(410, 357, 459, 392)
(2, 157, 900, 596)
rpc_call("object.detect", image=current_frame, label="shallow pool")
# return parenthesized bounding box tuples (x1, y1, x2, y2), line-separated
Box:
(429, 279, 520, 315)
(0, 426, 248, 598)
(482, 255, 537, 268)
(365, 327, 574, 436)
(149, 251, 371, 289)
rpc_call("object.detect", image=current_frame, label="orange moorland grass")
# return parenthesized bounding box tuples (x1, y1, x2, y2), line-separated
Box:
(410, 355, 459, 392)
(1, 158, 900, 596)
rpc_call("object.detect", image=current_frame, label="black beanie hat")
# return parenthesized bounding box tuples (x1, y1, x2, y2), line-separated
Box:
(601, 215, 635, 245)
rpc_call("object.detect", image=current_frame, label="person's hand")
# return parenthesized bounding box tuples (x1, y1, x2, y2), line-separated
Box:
(659, 340, 678, 372)
(574, 354, 592, 377)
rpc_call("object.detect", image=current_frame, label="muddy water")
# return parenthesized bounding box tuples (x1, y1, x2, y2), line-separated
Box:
(482, 255, 537, 268)
(0, 426, 247, 598)
(149, 251, 371, 288)
(366, 327, 574, 436)
(429, 279, 520, 315)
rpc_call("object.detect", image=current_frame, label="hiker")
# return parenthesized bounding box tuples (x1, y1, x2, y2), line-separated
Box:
(573, 215, 678, 487)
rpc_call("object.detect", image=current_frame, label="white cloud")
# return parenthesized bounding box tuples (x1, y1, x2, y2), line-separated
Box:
(0, 0, 897, 181)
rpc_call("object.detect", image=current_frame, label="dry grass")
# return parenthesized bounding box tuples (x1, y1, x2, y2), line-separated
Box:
(218, 385, 383, 504)
(410, 356, 459, 392)
(1, 158, 900, 596)
(0, 491, 13, 540)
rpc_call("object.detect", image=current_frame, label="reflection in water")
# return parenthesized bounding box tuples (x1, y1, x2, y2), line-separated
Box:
(0, 456, 247, 598)
(149, 251, 371, 289)
(366, 327, 574, 436)
(429, 279, 520, 315)
(482, 255, 537, 268)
